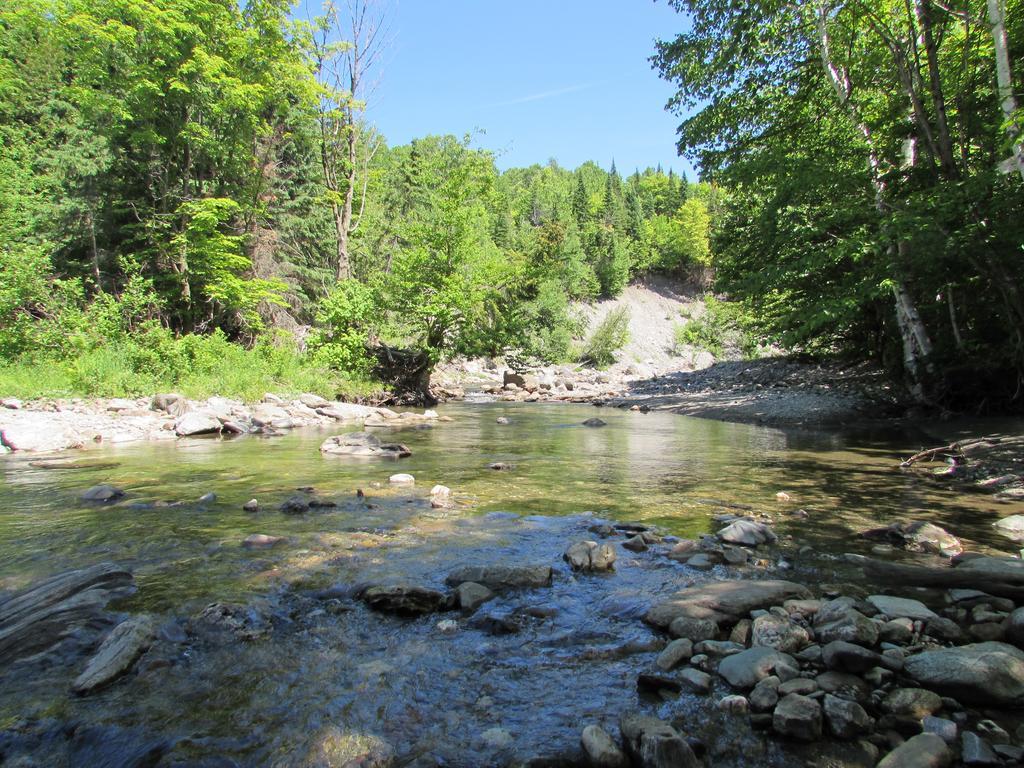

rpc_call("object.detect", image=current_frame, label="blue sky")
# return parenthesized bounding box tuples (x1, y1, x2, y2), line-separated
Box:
(317, 1, 697, 178)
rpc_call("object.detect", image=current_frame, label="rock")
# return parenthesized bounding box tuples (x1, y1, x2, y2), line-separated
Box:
(72, 615, 154, 694)
(480, 727, 513, 750)
(751, 613, 810, 653)
(151, 393, 189, 416)
(80, 484, 125, 502)
(388, 473, 415, 485)
(678, 668, 713, 694)
(279, 495, 309, 515)
(880, 617, 914, 644)
(668, 616, 719, 642)
(430, 485, 451, 508)
(718, 647, 798, 689)
(656, 639, 693, 671)
(876, 733, 951, 768)
(622, 535, 647, 552)
(1007, 607, 1024, 647)
(304, 727, 395, 768)
(922, 716, 958, 744)
(645, 579, 812, 630)
(503, 371, 526, 388)
(298, 393, 330, 409)
(868, 595, 938, 621)
(815, 671, 871, 704)
(456, 582, 493, 612)
(619, 712, 699, 768)
(882, 687, 943, 718)
(360, 584, 447, 616)
(319, 432, 411, 459)
(582, 418, 607, 427)
(488, 462, 513, 470)
(903, 642, 1024, 706)
(779, 678, 818, 696)
(822, 640, 892, 674)
(580, 725, 628, 768)
(772, 694, 822, 741)
(814, 599, 880, 646)
(242, 534, 285, 549)
(749, 678, 779, 712)
(564, 541, 616, 572)
(173, 411, 222, 437)
(495, 416, 510, 425)
(717, 694, 749, 713)
(865, 521, 962, 557)
(315, 402, 377, 421)
(823, 694, 872, 739)
(718, 519, 777, 547)
(925, 616, 964, 643)
(445, 565, 552, 590)
(190, 602, 268, 642)
(0, 562, 135, 664)
(243, 499, 259, 512)
(961, 732, 999, 766)
(1, 397, 23, 409)
(994, 514, 1024, 536)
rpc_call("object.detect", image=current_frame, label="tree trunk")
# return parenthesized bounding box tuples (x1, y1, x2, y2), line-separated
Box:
(915, 0, 959, 178)
(987, 0, 1024, 181)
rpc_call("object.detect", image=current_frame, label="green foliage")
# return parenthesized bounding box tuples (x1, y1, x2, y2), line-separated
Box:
(578, 306, 631, 368)
(307, 279, 376, 375)
(675, 295, 758, 359)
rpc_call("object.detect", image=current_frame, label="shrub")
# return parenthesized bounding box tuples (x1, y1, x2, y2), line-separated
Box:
(577, 306, 630, 368)
(676, 295, 759, 359)
(307, 280, 377, 376)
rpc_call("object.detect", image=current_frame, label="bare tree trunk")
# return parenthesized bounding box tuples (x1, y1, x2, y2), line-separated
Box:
(915, 0, 959, 178)
(816, 3, 935, 399)
(987, 0, 1024, 181)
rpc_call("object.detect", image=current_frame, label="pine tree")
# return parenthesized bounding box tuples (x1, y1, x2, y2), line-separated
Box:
(571, 173, 589, 228)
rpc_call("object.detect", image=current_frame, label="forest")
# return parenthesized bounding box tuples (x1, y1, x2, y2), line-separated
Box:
(1, 0, 1022, 409)
(0, 0, 715, 401)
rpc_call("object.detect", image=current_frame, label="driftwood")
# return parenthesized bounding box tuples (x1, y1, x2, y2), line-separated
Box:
(0, 563, 135, 665)
(844, 553, 1024, 600)
(900, 437, 1002, 467)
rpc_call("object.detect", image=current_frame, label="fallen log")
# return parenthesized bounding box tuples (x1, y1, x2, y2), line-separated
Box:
(844, 553, 1024, 600)
(0, 563, 135, 665)
(899, 437, 1001, 467)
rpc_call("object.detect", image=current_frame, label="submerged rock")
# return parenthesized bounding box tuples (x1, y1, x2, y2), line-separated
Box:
(303, 726, 394, 768)
(190, 602, 269, 642)
(242, 534, 285, 549)
(360, 584, 448, 616)
(619, 712, 699, 768)
(72, 614, 154, 694)
(319, 432, 411, 459)
(582, 417, 607, 427)
(80, 484, 125, 502)
(445, 565, 552, 590)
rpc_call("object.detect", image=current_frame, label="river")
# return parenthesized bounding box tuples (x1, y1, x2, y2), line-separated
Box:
(0, 403, 1017, 766)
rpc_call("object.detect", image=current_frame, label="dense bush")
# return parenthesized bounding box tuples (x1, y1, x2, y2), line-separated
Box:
(577, 306, 631, 368)
(675, 295, 759, 359)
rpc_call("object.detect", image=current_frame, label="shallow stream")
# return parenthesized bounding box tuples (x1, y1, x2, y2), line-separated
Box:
(0, 403, 1019, 766)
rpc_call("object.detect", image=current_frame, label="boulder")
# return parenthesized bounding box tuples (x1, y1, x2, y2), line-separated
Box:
(772, 694, 822, 741)
(319, 432, 411, 459)
(445, 565, 552, 590)
(668, 616, 718, 642)
(455, 582, 493, 612)
(882, 688, 943, 719)
(823, 694, 872, 739)
(582, 417, 607, 427)
(644, 579, 812, 629)
(279, 495, 309, 515)
(430, 485, 451, 508)
(619, 712, 699, 768)
(1006, 607, 1024, 648)
(863, 520, 962, 557)
(814, 599, 879, 646)
(622, 535, 648, 552)
(994, 514, 1024, 537)
(151, 393, 189, 416)
(173, 411, 222, 437)
(580, 725, 628, 768)
(961, 732, 999, 766)
(81, 484, 125, 502)
(72, 615, 154, 694)
(315, 403, 377, 421)
(298, 393, 330, 409)
(678, 668, 713, 694)
(751, 613, 810, 653)
(822, 640, 892, 674)
(876, 733, 951, 768)
(656, 639, 693, 671)
(718, 647, 798, 689)
(389, 473, 415, 485)
(360, 584, 448, 616)
(868, 594, 938, 621)
(718, 519, 777, 547)
(564, 541, 616, 572)
(904, 642, 1024, 706)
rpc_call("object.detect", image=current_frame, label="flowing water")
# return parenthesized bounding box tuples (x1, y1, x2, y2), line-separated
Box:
(0, 403, 1019, 767)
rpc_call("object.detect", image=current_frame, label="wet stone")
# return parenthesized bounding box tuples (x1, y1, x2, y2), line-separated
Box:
(823, 694, 872, 739)
(961, 732, 999, 766)
(876, 733, 951, 768)
(81, 484, 125, 502)
(563, 540, 616, 572)
(360, 584, 448, 616)
(678, 668, 713, 694)
(656, 638, 693, 671)
(72, 615, 155, 694)
(580, 724, 628, 768)
(455, 582, 493, 612)
(772, 694, 822, 741)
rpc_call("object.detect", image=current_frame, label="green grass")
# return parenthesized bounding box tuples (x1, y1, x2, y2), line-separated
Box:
(0, 336, 385, 403)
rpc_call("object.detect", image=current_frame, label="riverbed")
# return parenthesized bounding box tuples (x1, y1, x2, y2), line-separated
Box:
(0, 403, 1020, 766)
